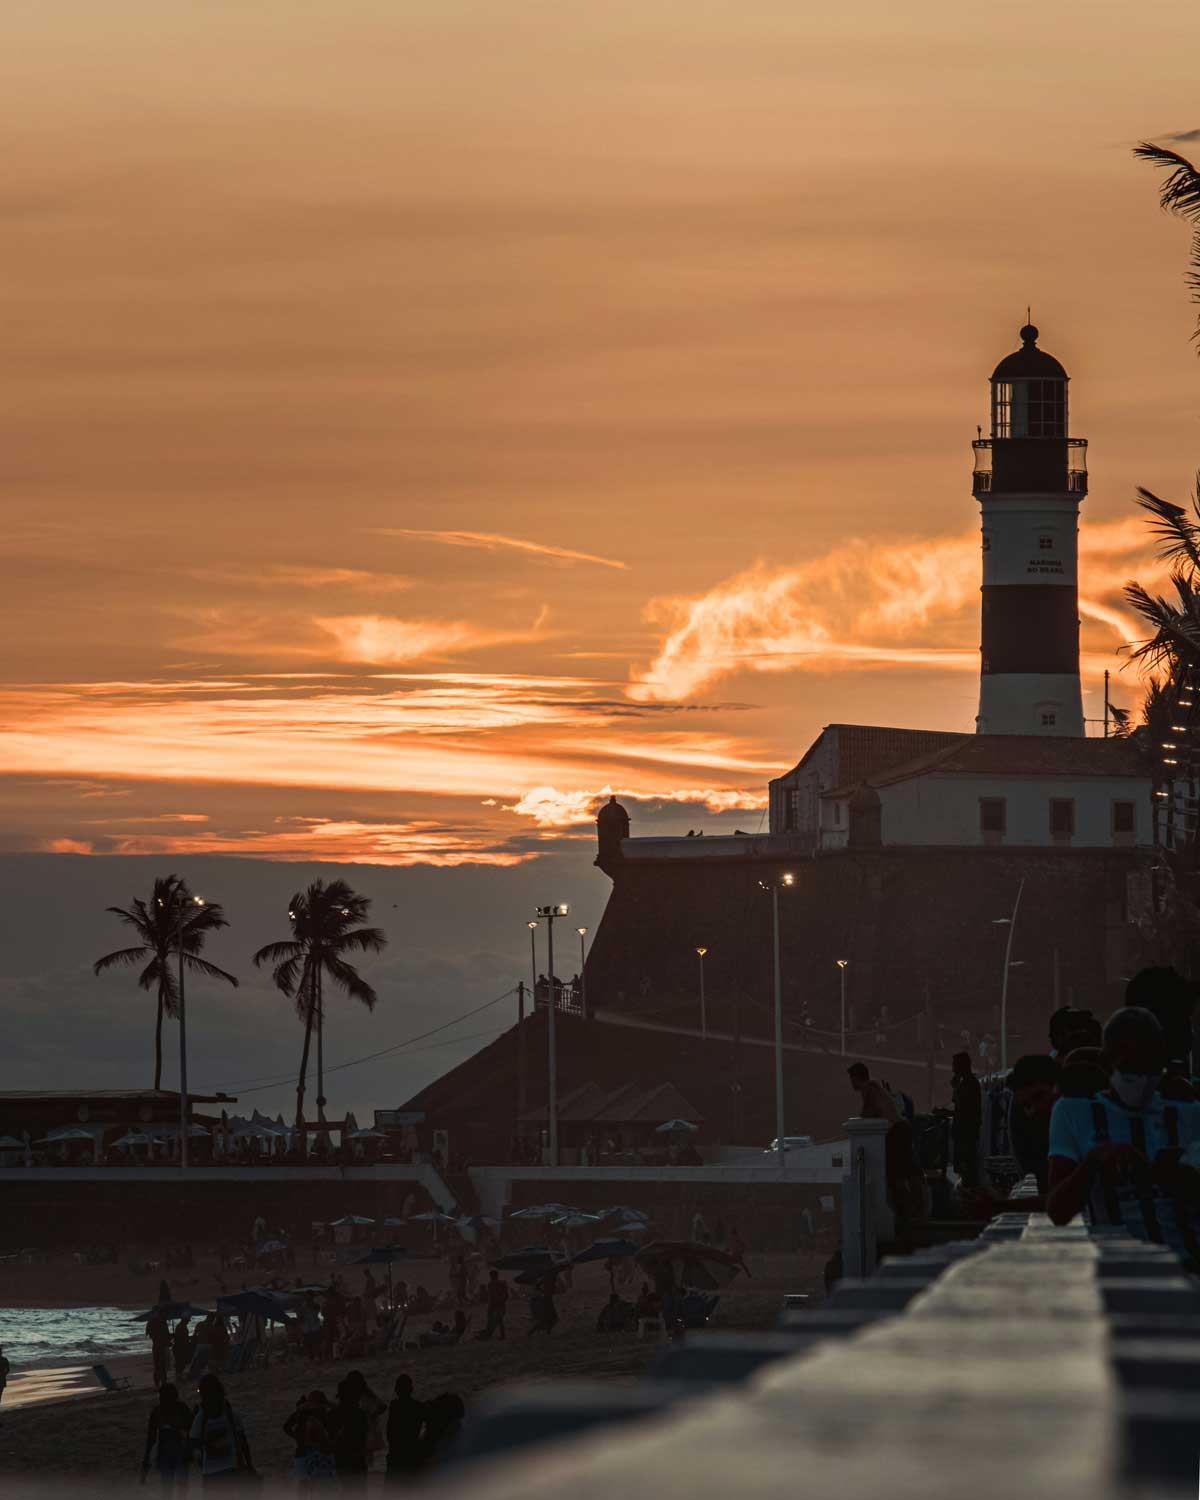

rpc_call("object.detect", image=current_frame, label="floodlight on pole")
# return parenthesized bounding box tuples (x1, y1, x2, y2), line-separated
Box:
(535, 903, 569, 1166)
(758, 874, 795, 1178)
(835, 959, 849, 1055)
(576, 926, 588, 1015)
(991, 878, 1025, 1071)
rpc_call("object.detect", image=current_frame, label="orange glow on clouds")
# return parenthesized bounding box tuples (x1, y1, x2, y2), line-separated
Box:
(631, 519, 1164, 702)
(373, 531, 627, 571)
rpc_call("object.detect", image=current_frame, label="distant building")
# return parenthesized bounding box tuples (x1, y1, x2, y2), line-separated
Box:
(818, 735, 1150, 851)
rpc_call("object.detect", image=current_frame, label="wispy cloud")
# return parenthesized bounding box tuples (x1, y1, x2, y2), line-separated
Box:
(191, 565, 412, 593)
(70, 816, 532, 867)
(373, 529, 627, 571)
(315, 609, 550, 664)
(630, 520, 1162, 702)
(505, 784, 767, 828)
(0, 673, 760, 805)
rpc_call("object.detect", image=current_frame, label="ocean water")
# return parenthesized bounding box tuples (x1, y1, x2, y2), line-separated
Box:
(0, 1306, 149, 1372)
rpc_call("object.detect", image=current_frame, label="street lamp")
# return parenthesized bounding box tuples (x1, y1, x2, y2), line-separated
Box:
(576, 926, 588, 1015)
(835, 959, 849, 1055)
(520, 920, 537, 1118)
(695, 947, 709, 1038)
(157, 891, 208, 1170)
(758, 873, 794, 1178)
(535, 903, 569, 1167)
(991, 878, 1025, 1072)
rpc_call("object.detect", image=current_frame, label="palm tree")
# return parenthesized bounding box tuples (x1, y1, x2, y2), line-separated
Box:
(1122, 143, 1200, 858)
(1134, 141, 1200, 347)
(252, 879, 387, 1130)
(93, 874, 239, 1089)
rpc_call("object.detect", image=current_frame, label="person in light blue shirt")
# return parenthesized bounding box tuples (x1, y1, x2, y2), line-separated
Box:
(1047, 1007, 1200, 1257)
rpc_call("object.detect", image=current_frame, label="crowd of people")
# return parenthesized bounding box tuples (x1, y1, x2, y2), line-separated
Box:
(140, 1368, 464, 1488)
(884, 966, 1200, 1260)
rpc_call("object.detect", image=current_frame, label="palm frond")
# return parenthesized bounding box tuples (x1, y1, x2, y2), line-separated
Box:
(1134, 488, 1200, 573)
(332, 926, 388, 956)
(182, 954, 239, 987)
(253, 940, 303, 968)
(1135, 142, 1200, 218)
(322, 955, 378, 1010)
(1136, 141, 1200, 339)
(92, 945, 150, 976)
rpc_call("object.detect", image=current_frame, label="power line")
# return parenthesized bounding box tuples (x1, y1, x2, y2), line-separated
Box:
(219, 986, 517, 1095)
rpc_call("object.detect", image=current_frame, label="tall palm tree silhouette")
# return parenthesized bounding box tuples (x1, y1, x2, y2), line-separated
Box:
(1122, 142, 1200, 856)
(252, 879, 386, 1130)
(93, 874, 238, 1089)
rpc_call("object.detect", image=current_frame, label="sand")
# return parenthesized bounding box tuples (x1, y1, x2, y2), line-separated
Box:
(0, 1251, 827, 1485)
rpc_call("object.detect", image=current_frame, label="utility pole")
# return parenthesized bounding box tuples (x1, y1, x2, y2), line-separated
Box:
(516, 980, 527, 1120)
(925, 985, 936, 1112)
(1104, 669, 1110, 738)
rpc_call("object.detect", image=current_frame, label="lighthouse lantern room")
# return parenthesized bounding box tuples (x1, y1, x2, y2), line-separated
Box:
(972, 324, 1087, 737)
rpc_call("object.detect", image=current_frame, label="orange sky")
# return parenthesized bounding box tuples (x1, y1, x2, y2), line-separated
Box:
(3, 0, 1200, 864)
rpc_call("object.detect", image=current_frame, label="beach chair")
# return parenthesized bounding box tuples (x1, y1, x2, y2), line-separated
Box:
(92, 1364, 132, 1393)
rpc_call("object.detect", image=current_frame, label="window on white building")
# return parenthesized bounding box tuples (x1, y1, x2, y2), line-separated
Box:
(834, 803, 843, 826)
(1050, 798, 1075, 838)
(1112, 801, 1136, 835)
(786, 788, 801, 832)
(979, 798, 1006, 836)
(1041, 711, 1057, 727)
(1038, 535, 1054, 550)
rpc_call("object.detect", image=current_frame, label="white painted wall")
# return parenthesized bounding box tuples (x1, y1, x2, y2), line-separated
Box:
(979, 496, 1080, 588)
(977, 673, 1084, 737)
(876, 772, 1151, 848)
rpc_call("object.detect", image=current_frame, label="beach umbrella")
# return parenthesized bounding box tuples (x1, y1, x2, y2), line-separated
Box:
(0, 1136, 25, 1150)
(217, 1290, 296, 1324)
(348, 1129, 386, 1141)
(409, 1210, 456, 1224)
(655, 1119, 699, 1134)
(613, 1219, 650, 1235)
(509, 1203, 572, 1221)
(573, 1236, 640, 1289)
(573, 1237, 639, 1265)
(34, 1128, 94, 1144)
(491, 1247, 568, 1273)
(552, 1212, 604, 1230)
(635, 1241, 749, 1291)
(330, 1215, 376, 1227)
(112, 1131, 155, 1148)
(131, 1302, 212, 1321)
(352, 1244, 410, 1303)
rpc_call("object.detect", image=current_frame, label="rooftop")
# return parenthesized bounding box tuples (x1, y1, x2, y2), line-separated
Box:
(822, 734, 1149, 797)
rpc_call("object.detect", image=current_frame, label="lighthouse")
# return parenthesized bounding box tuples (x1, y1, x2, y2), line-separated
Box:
(972, 323, 1087, 736)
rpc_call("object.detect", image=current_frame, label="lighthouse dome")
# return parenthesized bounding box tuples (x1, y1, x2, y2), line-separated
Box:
(990, 324, 1068, 382)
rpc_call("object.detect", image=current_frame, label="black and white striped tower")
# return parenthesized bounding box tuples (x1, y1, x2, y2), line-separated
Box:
(972, 323, 1087, 736)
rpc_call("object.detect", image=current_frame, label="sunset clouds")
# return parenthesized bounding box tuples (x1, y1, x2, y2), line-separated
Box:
(630, 519, 1169, 703)
(1, 0, 1197, 873)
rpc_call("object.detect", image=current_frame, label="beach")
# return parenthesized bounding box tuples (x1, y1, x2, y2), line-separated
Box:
(0, 1250, 826, 1484)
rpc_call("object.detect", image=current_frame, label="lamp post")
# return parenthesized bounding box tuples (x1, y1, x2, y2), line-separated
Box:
(836, 959, 849, 1055)
(991, 878, 1025, 1072)
(695, 947, 708, 1038)
(535, 903, 568, 1167)
(520, 920, 536, 1119)
(158, 891, 208, 1171)
(759, 873, 794, 1179)
(576, 926, 588, 1014)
